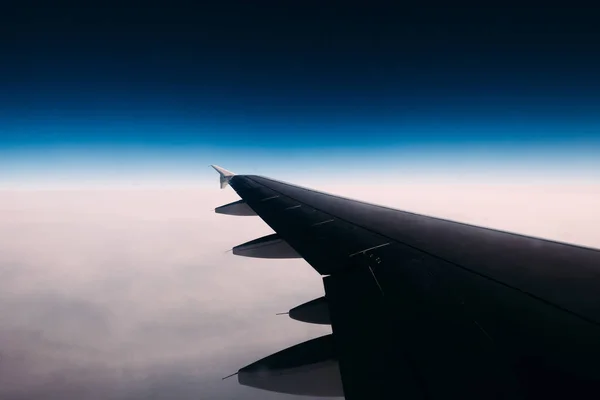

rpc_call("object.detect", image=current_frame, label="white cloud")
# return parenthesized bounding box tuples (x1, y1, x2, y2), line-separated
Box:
(0, 187, 330, 399)
(0, 178, 598, 398)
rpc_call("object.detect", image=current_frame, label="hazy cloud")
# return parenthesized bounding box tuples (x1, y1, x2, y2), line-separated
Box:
(1, 181, 598, 398)
(0, 187, 330, 399)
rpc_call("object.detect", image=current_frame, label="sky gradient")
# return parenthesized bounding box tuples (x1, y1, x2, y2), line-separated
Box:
(2, 4, 600, 186)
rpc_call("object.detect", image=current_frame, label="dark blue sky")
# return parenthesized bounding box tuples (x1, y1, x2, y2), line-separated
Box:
(2, 3, 600, 182)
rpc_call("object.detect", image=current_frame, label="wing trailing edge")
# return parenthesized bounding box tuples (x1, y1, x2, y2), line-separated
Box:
(215, 199, 257, 216)
(289, 296, 331, 325)
(232, 233, 301, 259)
(237, 334, 342, 397)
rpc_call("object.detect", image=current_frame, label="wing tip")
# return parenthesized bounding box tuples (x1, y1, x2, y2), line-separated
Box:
(210, 165, 235, 176)
(211, 165, 236, 189)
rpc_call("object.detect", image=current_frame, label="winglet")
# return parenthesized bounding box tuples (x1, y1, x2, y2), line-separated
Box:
(211, 165, 236, 189)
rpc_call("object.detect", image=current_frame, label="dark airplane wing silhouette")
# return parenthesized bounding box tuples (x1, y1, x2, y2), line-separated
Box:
(212, 165, 600, 399)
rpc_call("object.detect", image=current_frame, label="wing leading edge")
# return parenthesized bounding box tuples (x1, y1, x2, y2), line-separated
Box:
(213, 166, 600, 399)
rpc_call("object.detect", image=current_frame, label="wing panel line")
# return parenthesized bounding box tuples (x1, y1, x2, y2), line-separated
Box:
(240, 175, 600, 327)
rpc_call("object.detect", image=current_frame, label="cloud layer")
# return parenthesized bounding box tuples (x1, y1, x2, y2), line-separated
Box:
(1, 180, 598, 398)
(0, 187, 330, 399)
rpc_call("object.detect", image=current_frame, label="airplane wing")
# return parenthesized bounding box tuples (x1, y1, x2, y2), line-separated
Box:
(212, 165, 600, 399)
